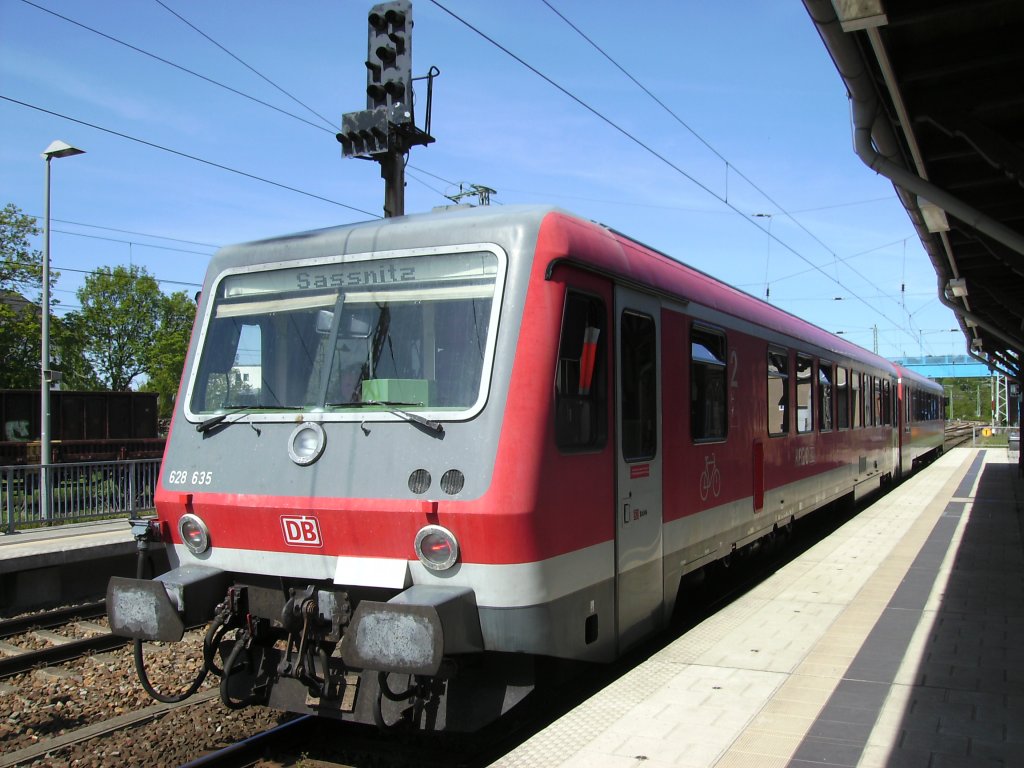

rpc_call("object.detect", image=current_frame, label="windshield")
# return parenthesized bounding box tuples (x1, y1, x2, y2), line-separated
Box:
(187, 248, 502, 418)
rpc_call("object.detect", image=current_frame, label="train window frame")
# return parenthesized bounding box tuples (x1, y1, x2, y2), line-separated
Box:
(851, 371, 862, 429)
(872, 376, 882, 426)
(766, 347, 790, 437)
(836, 367, 849, 430)
(690, 325, 728, 443)
(620, 309, 658, 462)
(554, 290, 608, 453)
(884, 379, 893, 426)
(818, 361, 834, 432)
(183, 242, 508, 426)
(795, 354, 814, 434)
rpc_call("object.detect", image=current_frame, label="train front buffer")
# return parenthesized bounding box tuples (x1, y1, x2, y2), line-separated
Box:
(106, 525, 515, 730)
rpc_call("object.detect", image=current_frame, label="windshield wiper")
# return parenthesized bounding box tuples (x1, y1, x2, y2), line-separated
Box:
(327, 400, 443, 434)
(195, 405, 300, 434)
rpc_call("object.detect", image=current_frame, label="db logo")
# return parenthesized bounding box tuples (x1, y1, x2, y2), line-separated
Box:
(281, 516, 323, 547)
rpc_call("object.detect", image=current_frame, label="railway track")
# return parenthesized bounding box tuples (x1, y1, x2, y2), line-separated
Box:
(944, 421, 975, 448)
(0, 600, 129, 680)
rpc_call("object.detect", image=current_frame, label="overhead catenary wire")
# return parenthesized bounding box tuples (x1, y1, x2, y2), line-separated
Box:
(20, 0, 335, 136)
(47, 218, 220, 250)
(11, 2, 929, 352)
(427, 0, 920, 347)
(151, 0, 336, 131)
(1, 96, 380, 219)
(537, 0, 918, 333)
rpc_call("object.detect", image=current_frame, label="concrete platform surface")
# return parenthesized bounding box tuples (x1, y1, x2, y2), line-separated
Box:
(495, 448, 1023, 768)
(0, 518, 137, 574)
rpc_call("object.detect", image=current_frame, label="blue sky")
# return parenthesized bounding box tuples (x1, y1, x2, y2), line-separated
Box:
(1, 0, 962, 361)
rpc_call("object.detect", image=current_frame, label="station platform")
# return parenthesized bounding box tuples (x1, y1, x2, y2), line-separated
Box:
(496, 447, 1023, 768)
(0, 519, 137, 575)
(0, 519, 153, 613)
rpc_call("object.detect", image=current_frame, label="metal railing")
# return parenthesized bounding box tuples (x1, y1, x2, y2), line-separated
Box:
(2, 458, 161, 533)
(970, 424, 1017, 448)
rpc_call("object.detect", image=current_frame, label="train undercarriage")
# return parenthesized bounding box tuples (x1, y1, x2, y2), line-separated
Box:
(108, 540, 534, 731)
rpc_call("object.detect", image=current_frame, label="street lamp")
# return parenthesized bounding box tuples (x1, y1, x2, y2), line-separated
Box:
(40, 140, 85, 521)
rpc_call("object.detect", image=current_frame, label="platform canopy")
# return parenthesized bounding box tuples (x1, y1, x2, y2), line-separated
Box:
(804, 0, 1024, 382)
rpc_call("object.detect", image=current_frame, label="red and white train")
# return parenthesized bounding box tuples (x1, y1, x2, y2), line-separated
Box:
(108, 206, 944, 730)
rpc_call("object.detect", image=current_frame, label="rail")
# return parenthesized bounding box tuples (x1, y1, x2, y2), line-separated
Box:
(1, 458, 161, 533)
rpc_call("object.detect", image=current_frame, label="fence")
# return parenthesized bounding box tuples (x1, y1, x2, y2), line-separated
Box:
(971, 424, 1016, 446)
(2, 458, 161, 533)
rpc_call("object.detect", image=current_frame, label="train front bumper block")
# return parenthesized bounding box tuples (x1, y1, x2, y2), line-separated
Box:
(107, 565, 228, 642)
(341, 585, 483, 676)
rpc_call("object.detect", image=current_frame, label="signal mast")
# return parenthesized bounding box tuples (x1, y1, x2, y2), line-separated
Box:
(337, 0, 436, 218)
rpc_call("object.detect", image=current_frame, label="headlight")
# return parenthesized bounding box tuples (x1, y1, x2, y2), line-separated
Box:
(178, 513, 210, 555)
(288, 422, 326, 466)
(414, 525, 459, 571)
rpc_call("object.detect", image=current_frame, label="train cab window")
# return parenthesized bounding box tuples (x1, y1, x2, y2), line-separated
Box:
(620, 311, 657, 461)
(767, 348, 789, 436)
(818, 362, 833, 432)
(555, 291, 608, 451)
(690, 326, 727, 442)
(836, 367, 849, 429)
(851, 372, 862, 428)
(194, 321, 263, 410)
(796, 354, 813, 433)
(188, 249, 503, 420)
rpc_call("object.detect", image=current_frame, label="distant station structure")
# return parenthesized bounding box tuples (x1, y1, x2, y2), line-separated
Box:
(893, 356, 1020, 426)
(893, 354, 993, 379)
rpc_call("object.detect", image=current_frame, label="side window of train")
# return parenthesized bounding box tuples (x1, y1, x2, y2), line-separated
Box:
(876, 378, 884, 428)
(767, 347, 789, 436)
(690, 326, 727, 442)
(796, 354, 813, 434)
(852, 371, 862, 428)
(866, 377, 874, 426)
(555, 291, 608, 452)
(620, 310, 657, 461)
(819, 362, 833, 432)
(836, 367, 849, 429)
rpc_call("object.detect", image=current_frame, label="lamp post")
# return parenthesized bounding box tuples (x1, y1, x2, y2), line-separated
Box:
(40, 140, 85, 521)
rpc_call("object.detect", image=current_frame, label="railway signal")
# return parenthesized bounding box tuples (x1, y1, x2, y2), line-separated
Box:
(338, 0, 435, 218)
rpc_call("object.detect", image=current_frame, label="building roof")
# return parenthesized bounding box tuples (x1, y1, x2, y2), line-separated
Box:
(804, 0, 1024, 381)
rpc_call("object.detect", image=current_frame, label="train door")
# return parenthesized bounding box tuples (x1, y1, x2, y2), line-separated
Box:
(614, 286, 664, 652)
(888, 376, 899, 475)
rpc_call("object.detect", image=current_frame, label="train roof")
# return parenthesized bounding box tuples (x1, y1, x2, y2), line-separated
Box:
(209, 204, 909, 377)
(893, 364, 946, 393)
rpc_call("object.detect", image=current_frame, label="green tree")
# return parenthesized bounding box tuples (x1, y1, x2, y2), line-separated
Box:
(143, 289, 197, 417)
(0, 204, 45, 388)
(52, 312, 103, 391)
(0, 292, 41, 388)
(0, 203, 43, 291)
(73, 264, 161, 390)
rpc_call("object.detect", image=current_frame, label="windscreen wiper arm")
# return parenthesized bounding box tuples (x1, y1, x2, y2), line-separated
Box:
(195, 405, 300, 434)
(327, 400, 443, 434)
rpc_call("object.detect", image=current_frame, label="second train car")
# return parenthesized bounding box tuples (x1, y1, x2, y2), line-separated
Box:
(108, 205, 945, 730)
